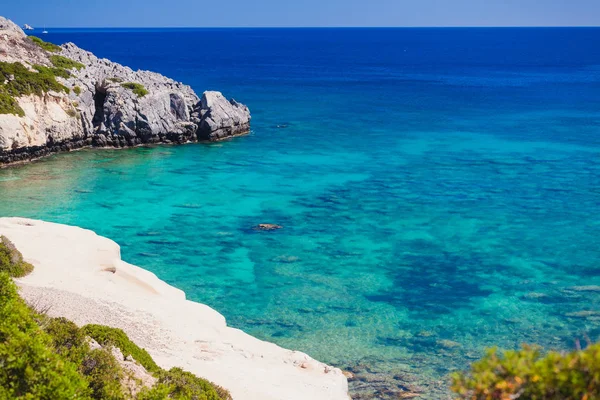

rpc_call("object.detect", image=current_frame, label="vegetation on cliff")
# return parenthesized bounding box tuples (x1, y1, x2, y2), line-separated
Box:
(50, 55, 85, 71)
(0, 236, 33, 277)
(0, 241, 231, 399)
(452, 344, 600, 399)
(28, 36, 61, 52)
(0, 36, 84, 117)
(121, 82, 149, 98)
(0, 61, 73, 116)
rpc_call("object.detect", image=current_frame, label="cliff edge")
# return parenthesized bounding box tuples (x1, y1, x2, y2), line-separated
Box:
(0, 217, 349, 400)
(0, 16, 251, 164)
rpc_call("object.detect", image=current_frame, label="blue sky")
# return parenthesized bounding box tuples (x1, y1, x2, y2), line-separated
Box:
(4, 0, 600, 27)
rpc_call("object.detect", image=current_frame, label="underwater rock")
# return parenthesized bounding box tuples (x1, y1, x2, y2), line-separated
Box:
(254, 223, 283, 231)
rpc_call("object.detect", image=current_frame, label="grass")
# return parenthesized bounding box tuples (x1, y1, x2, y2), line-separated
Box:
(50, 55, 85, 71)
(121, 82, 148, 98)
(73, 85, 82, 95)
(28, 36, 61, 52)
(0, 236, 33, 278)
(107, 77, 123, 83)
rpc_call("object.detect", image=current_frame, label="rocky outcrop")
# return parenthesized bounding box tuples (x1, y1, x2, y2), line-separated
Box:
(0, 16, 251, 165)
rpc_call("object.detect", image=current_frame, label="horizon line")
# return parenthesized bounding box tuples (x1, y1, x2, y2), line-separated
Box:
(32, 25, 600, 29)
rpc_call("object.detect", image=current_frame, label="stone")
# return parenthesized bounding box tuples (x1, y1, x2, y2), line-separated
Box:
(254, 224, 283, 231)
(0, 16, 251, 165)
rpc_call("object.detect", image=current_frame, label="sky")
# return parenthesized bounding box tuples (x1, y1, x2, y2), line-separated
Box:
(3, 0, 600, 27)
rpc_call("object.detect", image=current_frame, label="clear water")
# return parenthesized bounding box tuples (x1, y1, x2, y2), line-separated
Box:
(2, 28, 600, 398)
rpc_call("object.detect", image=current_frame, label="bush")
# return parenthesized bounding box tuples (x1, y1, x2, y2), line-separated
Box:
(121, 82, 148, 98)
(0, 273, 90, 399)
(0, 88, 24, 117)
(81, 348, 125, 399)
(0, 61, 71, 116)
(0, 236, 33, 277)
(452, 344, 600, 399)
(50, 55, 84, 71)
(28, 36, 61, 52)
(82, 324, 160, 374)
(73, 85, 82, 95)
(0, 62, 69, 98)
(140, 368, 231, 400)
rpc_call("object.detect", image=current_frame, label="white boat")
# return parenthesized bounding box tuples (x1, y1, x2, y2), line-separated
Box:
(23, 24, 34, 30)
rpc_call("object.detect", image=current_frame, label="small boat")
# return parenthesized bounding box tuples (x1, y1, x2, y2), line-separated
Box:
(23, 24, 34, 30)
(42, 30, 48, 34)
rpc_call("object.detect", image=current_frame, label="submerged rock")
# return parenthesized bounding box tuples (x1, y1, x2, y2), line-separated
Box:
(254, 223, 283, 231)
(0, 16, 251, 164)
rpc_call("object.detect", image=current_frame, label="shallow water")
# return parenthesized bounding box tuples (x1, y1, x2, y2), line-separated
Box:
(1, 28, 600, 398)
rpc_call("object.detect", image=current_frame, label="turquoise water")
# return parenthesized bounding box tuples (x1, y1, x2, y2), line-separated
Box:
(2, 28, 600, 398)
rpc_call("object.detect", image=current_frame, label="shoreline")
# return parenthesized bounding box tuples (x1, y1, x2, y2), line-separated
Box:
(0, 217, 349, 400)
(0, 129, 252, 168)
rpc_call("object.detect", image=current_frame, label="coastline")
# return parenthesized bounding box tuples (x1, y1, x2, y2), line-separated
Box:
(0, 129, 252, 168)
(0, 217, 349, 400)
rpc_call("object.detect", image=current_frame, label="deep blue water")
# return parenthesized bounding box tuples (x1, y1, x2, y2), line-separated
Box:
(2, 28, 600, 398)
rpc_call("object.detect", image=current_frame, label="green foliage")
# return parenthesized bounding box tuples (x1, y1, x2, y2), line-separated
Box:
(0, 236, 33, 277)
(28, 36, 61, 52)
(50, 55, 85, 71)
(73, 85, 82, 95)
(0, 273, 90, 399)
(81, 348, 125, 400)
(107, 77, 123, 83)
(0, 61, 69, 97)
(0, 87, 24, 117)
(0, 250, 231, 400)
(121, 82, 148, 98)
(82, 324, 160, 374)
(139, 368, 231, 400)
(66, 107, 78, 118)
(452, 344, 600, 399)
(0, 61, 71, 116)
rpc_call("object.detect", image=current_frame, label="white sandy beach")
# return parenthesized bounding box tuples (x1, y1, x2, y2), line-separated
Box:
(0, 217, 349, 400)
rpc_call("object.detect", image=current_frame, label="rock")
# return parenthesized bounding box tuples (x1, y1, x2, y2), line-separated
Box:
(436, 339, 461, 349)
(0, 16, 251, 165)
(565, 285, 600, 292)
(254, 224, 283, 231)
(196, 91, 251, 141)
(565, 310, 600, 318)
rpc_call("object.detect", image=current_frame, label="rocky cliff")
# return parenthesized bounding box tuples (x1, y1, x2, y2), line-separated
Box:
(0, 16, 250, 164)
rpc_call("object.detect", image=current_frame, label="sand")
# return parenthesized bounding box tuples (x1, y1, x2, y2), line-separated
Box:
(0, 217, 349, 400)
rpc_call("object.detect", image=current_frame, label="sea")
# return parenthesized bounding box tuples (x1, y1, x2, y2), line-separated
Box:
(1, 27, 599, 399)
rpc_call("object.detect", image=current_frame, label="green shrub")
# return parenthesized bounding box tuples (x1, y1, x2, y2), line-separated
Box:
(0, 61, 71, 116)
(45, 317, 88, 362)
(0, 88, 24, 117)
(0, 273, 90, 399)
(107, 77, 123, 83)
(82, 324, 160, 374)
(73, 85, 82, 95)
(28, 36, 61, 52)
(50, 55, 84, 71)
(140, 368, 231, 400)
(66, 107, 78, 118)
(0, 62, 69, 98)
(81, 348, 125, 400)
(0, 236, 33, 277)
(121, 82, 148, 98)
(452, 344, 600, 399)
